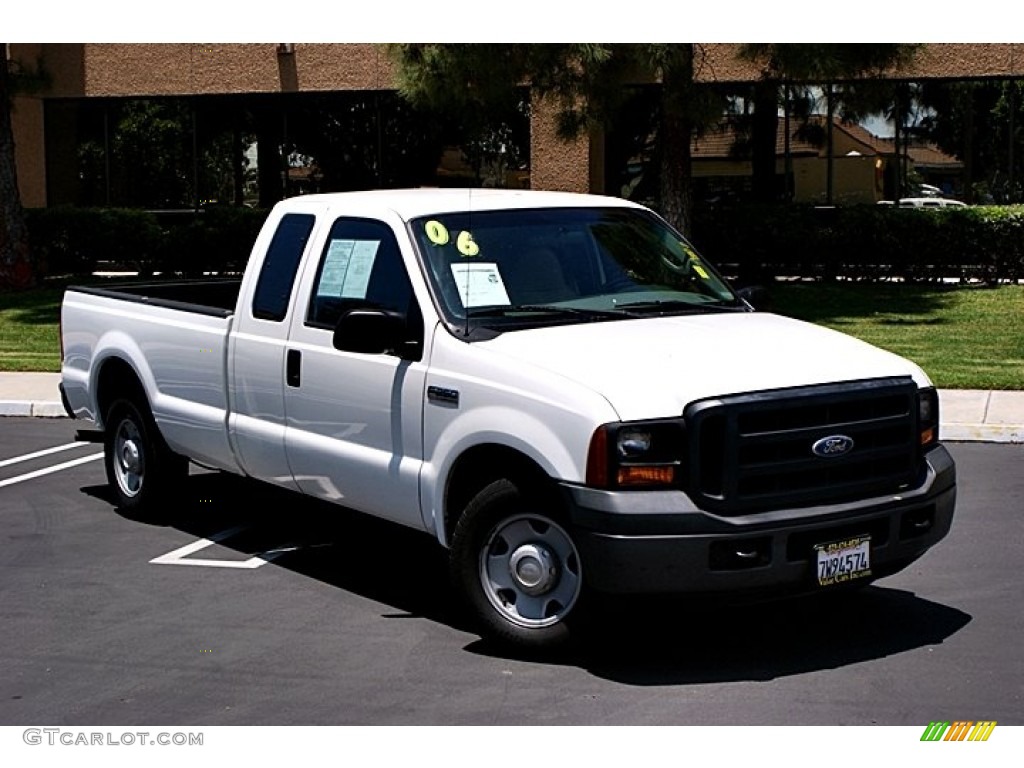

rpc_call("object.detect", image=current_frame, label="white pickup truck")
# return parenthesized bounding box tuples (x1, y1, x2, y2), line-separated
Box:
(60, 189, 956, 649)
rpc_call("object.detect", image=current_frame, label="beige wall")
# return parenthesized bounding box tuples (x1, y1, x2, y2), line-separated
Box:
(20, 44, 1024, 100)
(791, 156, 882, 204)
(40, 44, 394, 97)
(11, 95, 46, 207)
(693, 155, 884, 204)
(698, 43, 1024, 83)
(528, 95, 594, 194)
(8, 45, 47, 207)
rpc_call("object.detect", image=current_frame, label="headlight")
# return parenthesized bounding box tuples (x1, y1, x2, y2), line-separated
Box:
(587, 420, 685, 489)
(617, 430, 652, 457)
(918, 387, 939, 448)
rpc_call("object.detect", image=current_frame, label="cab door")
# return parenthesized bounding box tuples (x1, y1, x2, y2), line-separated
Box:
(281, 215, 427, 528)
(228, 210, 318, 490)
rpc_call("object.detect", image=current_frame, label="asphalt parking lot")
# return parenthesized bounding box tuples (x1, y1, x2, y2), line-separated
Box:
(1, 417, 1022, 726)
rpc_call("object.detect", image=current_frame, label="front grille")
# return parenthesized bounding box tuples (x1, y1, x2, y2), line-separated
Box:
(685, 378, 922, 515)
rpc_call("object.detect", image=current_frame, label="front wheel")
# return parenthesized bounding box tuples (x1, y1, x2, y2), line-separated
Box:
(450, 478, 584, 650)
(104, 398, 187, 515)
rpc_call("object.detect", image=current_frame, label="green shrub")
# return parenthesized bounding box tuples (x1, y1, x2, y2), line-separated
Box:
(692, 203, 1024, 283)
(28, 203, 1024, 282)
(27, 207, 163, 275)
(27, 206, 269, 277)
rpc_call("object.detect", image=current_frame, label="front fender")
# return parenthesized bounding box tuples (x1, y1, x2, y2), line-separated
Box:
(421, 404, 602, 546)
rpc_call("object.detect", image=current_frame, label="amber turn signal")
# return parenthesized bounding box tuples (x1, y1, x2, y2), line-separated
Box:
(616, 465, 675, 487)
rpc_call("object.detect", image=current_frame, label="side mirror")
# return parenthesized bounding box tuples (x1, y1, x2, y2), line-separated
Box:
(333, 309, 409, 356)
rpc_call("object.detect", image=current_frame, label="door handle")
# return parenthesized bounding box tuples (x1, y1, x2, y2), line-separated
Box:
(286, 349, 301, 387)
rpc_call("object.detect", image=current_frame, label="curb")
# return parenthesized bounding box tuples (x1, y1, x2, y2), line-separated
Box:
(941, 424, 1024, 444)
(0, 401, 68, 418)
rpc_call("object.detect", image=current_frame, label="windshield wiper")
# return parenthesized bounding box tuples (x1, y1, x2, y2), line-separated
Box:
(466, 305, 628, 320)
(515, 304, 629, 319)
(613, 299, 742, 314)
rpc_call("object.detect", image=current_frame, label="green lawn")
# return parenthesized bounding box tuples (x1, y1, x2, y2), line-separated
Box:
(770, 283, 1024, 390)
(0, 285, 63, 372)
(2, 281, 1023, 390)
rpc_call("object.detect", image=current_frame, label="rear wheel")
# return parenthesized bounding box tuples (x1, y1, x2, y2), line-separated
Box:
(450, 478, 584, 650)
(104, 398, 187, 515)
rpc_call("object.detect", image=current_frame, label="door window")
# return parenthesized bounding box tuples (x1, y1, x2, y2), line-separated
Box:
(306, 218, 416, 330)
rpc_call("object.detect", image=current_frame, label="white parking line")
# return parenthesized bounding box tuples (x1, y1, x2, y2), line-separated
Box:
(0, 452, 104, 490)
(0, 441, 93, 469)
(150, 525, 290, 569)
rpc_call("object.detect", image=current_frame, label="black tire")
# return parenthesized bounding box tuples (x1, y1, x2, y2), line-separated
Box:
(450, 478, 585, 651)
(103, 397, 188, 515)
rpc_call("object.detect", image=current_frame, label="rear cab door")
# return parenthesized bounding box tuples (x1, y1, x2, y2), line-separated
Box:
(228, 204, 322, 490)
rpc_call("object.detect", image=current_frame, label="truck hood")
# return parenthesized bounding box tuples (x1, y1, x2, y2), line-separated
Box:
(478, 312, 930, 421)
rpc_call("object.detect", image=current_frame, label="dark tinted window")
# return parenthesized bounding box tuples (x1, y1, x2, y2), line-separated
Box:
(252, 213, 316, 321)
(306, 218, 415, 329)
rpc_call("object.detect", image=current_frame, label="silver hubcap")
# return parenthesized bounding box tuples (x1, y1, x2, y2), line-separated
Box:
(509, 543, 557, 595)
(480, 515, 582, 629)
(113, 419, 144, 498)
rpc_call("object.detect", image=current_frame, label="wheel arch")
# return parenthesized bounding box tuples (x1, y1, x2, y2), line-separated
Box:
(442, 443, 563, 549)
(95, 356, 149, 427)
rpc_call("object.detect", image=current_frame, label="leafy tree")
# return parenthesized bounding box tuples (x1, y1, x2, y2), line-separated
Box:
(389, 44, 723, 235)
(283, 92, 451, 192)
(77, 98, 251, 209)
(0, 45, 35, 291)
(918, 79, 1024, 203)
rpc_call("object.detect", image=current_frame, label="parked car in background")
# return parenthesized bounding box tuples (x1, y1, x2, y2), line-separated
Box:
(877, 197, 967, 208)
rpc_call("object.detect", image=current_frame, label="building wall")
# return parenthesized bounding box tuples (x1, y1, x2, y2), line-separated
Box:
(529, 94, 595, 194)
(9, 43, 1024, 209)
(11, 95, 46, 207)
(24, 44, 1024, 100)
(698, 43, 1024, 83)
(693, 154, 883, 204)
(40, 44, 395, 97)
(8, 45, 47, 207)
(791, 155, 882, 204)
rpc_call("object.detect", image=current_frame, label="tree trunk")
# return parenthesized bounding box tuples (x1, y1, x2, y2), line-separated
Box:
(826, 83, 835, 205)
(658, 45, 694, 238)
(0, 47, 35, 291)
(751, 79, 779, 203)
(962, 86, 975, 204)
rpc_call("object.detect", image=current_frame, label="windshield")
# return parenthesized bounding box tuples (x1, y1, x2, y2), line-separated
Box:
(409, 206, 741, 336)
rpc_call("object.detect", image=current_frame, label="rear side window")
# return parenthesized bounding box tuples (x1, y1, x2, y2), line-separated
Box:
(252, 213, 316, 321)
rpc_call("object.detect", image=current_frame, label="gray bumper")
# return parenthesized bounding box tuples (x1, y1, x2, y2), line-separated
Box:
(562, 445, 956, 596)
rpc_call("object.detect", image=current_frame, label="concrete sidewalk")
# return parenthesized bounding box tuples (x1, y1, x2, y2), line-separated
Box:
(0, 372, 1021, 443)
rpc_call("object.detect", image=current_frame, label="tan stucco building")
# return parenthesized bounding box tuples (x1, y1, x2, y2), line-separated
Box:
(7, 43, 1024, 208)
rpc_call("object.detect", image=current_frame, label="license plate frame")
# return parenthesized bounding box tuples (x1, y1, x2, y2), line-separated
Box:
(814, 534, 872, 587)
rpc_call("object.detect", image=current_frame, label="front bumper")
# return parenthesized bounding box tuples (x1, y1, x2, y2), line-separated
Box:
(562, 445, 956, 596)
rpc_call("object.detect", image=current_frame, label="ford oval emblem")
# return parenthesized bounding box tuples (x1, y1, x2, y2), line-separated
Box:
(812, 435, 855, 458)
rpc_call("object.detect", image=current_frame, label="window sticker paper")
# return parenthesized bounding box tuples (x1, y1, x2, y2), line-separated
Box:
(450, 262, 511, 307)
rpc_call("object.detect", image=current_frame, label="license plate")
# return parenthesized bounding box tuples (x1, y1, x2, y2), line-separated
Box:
(815, 535, 871, 586)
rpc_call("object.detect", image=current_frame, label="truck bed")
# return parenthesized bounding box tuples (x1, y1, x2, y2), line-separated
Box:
(61, 281, 242, 473)
(67, 279, 242, 318)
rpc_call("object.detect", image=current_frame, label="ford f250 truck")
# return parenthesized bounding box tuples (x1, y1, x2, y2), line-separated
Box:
(60, 189, 956, 649)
